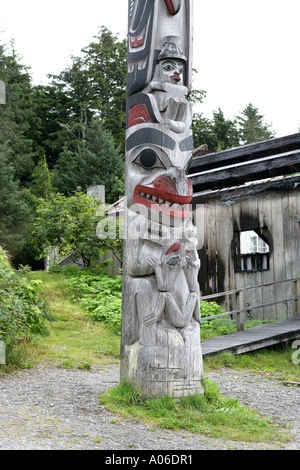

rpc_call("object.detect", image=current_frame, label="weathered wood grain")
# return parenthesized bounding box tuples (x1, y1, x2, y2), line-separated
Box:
(190, 132, 300, 173)
(189, 150, 300, 192)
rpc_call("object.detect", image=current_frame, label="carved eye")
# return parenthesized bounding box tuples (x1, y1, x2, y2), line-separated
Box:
(163, 64, 175, 71)
(167, 257, 180, 267)
(133, 149, 166, 170)
(162, 60, 183, 74)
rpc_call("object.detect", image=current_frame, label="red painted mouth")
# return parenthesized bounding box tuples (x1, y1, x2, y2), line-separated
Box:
(171, 75, 181, 82)
(133, 175, 193, 219)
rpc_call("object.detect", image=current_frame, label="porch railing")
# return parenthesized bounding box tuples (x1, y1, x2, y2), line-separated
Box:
(200, 278, 300, 331)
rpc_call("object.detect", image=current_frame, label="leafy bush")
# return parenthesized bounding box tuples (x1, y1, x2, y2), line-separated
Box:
(200, 300, 225, 319)
(31, 190, 123, 268)
(0, 247, 53, 363)
(200, 300, 237, 339)
(57, 265, 123, 332)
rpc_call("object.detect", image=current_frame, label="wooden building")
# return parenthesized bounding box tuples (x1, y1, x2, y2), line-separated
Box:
(189, 133, 300, 321)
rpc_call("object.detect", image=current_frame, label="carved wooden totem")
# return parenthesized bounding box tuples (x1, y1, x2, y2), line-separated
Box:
(121, 0, 204, 398)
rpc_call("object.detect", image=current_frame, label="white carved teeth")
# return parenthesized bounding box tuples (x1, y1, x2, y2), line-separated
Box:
(138, 192, 186, 210)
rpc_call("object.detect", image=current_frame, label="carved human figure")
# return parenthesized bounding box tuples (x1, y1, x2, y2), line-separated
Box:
(144, 36, 193, 133)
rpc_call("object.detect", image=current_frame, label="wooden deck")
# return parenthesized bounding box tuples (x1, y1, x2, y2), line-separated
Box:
(201, 317, 300, 357)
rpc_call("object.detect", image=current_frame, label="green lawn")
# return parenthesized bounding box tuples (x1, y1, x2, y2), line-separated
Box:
(26, 271, 120, 369)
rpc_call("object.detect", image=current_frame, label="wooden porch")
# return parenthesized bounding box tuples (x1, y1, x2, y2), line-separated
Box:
(200, 278, 300, 357)
(201, 317, 300, 357)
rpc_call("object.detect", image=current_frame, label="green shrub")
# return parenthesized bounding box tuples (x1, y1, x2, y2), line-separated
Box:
(200, 301, 237, 339)
(0, 247, 53, 364)
(59, 266, 123, 332)
(200, 300, 226, 319)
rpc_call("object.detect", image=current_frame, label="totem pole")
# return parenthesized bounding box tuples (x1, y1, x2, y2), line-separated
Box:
(121, 0, 204, 398)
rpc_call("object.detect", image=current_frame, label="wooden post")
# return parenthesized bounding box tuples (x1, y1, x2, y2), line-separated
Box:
(237, 291, 245, 331)
(294, 280, 300, 317)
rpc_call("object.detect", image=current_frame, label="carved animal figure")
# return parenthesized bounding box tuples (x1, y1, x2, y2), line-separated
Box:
(144, 242, 201, 334)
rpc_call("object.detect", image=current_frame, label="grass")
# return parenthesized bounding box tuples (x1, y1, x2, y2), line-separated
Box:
(203, 345, 300, 382)
(99, 378, 288, 443)
(25, 271, 120, 369)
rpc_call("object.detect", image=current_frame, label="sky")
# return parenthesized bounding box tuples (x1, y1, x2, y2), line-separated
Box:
(0, 0, 299, 138)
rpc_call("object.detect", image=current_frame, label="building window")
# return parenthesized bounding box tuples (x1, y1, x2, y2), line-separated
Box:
(234, 229, 270, 272)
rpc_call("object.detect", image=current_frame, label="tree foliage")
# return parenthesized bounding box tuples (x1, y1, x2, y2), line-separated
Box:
(31, 154, 53, 198)
(31, 191, 123, 268)
(78, 26, 127, 150)
(52, 118, 124, 203)
(37, 26, 127, 160)
(0, 148, 30, 254)
(30, 82, 75, 168)
(193, 104, 275, 151)
(236, 103, 275, 144)
(0, 247, 51, 359)
(0, 43, 36, 183)
(193, 107, 240, 151)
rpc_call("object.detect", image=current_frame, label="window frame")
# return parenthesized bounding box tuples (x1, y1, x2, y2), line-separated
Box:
(234, 228, 270, 273)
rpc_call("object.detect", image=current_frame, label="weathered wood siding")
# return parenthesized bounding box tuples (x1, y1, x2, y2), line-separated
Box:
(194, 177, 300, 321)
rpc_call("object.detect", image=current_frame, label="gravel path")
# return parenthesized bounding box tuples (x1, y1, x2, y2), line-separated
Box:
(0, 363, 299, 451)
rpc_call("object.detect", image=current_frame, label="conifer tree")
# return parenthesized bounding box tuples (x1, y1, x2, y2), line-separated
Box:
(192, 108, 240, 151)
(0, 42, 36, 184)
(44, 26, 127, 157)
(52, 119, 124, 203)
(236, 103, 275, 144)
(31, 154, 53, 198)
(0, 148, 29, 254)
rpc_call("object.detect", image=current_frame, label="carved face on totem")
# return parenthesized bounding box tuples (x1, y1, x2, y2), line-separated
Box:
(159, 59, 184, 85)
(155, 36, 186, 87)
(163, 241, 193, 270)
(126, 126, 193, 221)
